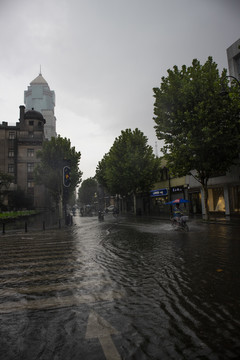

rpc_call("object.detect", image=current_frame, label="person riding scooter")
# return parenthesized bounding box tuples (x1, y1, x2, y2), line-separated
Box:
(173, 203, 184, 224)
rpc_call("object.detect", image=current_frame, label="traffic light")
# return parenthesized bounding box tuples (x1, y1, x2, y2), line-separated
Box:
(63, 166, 71, 187)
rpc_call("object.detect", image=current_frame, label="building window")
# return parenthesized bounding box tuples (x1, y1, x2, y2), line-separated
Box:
(9, 132, 16, 139)
(8, 164, 14, 173)
(29, 121, 34, 126)
(27, 163, 34, 173)
(27, 149, 34, 157)
(8, 150, 14, 157)
(38, 122, 42, 127)
(27, 181, 34, 188)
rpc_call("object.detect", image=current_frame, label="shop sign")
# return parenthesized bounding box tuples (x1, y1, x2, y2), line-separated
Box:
(150, 188, 168, 197)
(171, 186, 184, 193)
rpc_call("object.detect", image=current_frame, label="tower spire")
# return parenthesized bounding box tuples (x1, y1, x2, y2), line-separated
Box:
(39, 65, 42, 76)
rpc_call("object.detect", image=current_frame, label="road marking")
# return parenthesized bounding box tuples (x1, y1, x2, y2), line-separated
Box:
(0, 279, 113, 296)
(0, 265, 106, 281)
(86, 310, 121, 360)
(0, 271, 82, 285)
(0, 261, 78, 274)
(0, 291, 124, 314)
(0, 252, 76, 265)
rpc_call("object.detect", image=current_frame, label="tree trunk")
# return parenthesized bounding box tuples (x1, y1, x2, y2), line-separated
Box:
(133, 192, 137, 215)
(202, 183, 209, 220)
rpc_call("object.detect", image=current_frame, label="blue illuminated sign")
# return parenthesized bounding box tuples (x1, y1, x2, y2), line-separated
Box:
(150, 188, 168, 197)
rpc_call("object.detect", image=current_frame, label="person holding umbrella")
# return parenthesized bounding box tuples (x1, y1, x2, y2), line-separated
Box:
(165, 198, 190, 230)
(173, 203, 184, 224)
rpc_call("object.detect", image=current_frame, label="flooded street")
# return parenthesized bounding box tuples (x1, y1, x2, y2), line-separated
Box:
(0, 214, 240, 359)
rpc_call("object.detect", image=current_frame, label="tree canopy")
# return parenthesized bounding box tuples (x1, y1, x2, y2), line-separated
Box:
(153, 57, 240, 216)
(0, 171, 13, 191)
(34, 136, 82, 204)
(78, 177, 97, 205)
(95, 128, 160, 196)
(0, 171, 14, 210)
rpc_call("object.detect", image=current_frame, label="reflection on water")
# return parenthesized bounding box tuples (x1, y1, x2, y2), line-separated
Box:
(0, 215, 240, 359)
(94, 220, 240, 359)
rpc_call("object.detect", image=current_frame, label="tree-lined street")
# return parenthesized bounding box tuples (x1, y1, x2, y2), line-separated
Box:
(1, 213, 240, 359)
(0, 4, 240, 359)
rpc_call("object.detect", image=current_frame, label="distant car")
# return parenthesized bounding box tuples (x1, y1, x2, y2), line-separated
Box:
(106, 205, 115, 212)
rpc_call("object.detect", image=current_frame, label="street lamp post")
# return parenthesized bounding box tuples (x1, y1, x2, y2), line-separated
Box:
(220, 75, 240, 96)
(220, 74, 240, 221)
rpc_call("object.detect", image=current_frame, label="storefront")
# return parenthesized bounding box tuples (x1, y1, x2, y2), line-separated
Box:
(188, 191, 202, 214)
(208, 187, 225, 212)
(188, 185, 240, 216)
(189, 187, 226, 215)
(229, 185, 240, 214)
(171, 186, 185, 201)
(149, 188, 168, 215)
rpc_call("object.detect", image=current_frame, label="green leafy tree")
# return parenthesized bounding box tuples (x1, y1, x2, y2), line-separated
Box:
(78, 177, 97, 205)
(0, 172, 13, 191)
(95, 153, 109, 190)
(0, 172, 14, 210)
(96, 128, 160, 211)
(8, 189, 33, 210)
(153, 57, 240, 219)
(34, 136, 82, 205)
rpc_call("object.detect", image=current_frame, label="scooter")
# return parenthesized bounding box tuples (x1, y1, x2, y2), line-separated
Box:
(171, 215, 189, 231)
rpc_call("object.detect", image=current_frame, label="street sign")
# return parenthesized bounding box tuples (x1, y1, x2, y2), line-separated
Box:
(171, 186, 184, 193)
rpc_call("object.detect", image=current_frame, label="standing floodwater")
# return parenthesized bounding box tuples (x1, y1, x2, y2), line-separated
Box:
(0, 214, 240, 359)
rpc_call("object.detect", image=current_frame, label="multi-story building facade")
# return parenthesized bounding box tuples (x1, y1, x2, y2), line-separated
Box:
(24, 72, 57, 140)
(0, 106, 46, 208)
(227, 38, 240, 82)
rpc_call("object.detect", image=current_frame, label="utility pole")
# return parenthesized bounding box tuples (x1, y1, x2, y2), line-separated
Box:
(63, 160, 71, 225)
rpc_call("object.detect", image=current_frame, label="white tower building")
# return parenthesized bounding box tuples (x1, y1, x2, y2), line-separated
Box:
(24, 72, 57, 140)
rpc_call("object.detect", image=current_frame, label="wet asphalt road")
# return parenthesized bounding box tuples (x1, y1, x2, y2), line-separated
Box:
(0, 213, 240, 360)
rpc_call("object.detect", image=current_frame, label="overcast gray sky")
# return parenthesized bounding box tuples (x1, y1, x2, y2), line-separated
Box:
(0, 0, 239, 180)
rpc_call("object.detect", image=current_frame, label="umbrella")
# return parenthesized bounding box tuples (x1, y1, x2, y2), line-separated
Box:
(165, 198, 190, 205)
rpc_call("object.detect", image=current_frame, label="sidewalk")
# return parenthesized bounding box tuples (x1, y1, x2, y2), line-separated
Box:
(170, 213, 240, 226)
(139, 212, 240, 226)
(200, 215, 240, 226)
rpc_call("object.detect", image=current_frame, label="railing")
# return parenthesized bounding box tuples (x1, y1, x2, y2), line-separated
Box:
(18, 134, 44, 141)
